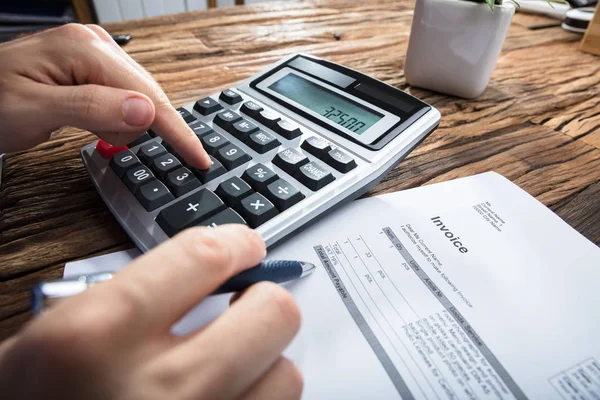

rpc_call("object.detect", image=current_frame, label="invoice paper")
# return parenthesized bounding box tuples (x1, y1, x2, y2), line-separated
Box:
(64, 172, 600, 400)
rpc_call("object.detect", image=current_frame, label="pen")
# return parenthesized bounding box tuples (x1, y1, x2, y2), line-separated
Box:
(31, 260, 316, 313)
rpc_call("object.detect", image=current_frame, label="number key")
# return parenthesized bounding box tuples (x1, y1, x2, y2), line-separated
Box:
(188, 120, 213, 138)
(200, 132, 229, 156)
(216, 143, 251, 170)
(150, 152, 182, 180)
(165, 167, 201, 197)
(190, 156, 227, 184)
(123, 166, 155, 194)
(110, 149, 141, 178)
(137, 141, 167, 164)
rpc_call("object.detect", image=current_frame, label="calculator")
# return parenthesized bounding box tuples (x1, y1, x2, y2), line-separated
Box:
(81, 54, 440, 252)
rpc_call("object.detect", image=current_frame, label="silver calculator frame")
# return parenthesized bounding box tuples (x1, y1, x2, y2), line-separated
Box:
(81, 53, 441, 252)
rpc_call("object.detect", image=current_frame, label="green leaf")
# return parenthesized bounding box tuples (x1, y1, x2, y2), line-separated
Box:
(485, 0, 495, 11)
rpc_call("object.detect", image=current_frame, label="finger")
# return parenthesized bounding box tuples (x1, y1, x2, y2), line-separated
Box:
(161, 282, 301, 399)
(106, 225, 266, 332)
(240, 357, 303, 400)
(32, 83, 155, 144)
(50, 24, 211, 169)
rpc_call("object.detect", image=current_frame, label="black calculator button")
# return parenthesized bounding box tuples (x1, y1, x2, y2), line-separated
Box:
(110, 150, 141, 178)
(219, 89, 243, 105)
(216, 143, 251, 170)
(213, 110, 242, 131)
(194, 97, 223, 115)
(165, 167, 201, 197)
(137, 141, 167, 164)
(188, 120, 214, 138)
(200, 132, 230, 156)
(264, 178, 305, 211)
(127, 132, 152, 148)
(215, 176, 254, 207)
(161, 142, 182, 161)
(325, 148, 357, 173)
(191, 156, 227, 184)
(229, 119, 259, 140)
(274, 119, 302, 140)
(301, 136, 331, 158)
(156, 189, 225, 237)
(124, 166, 155, 194)
(136, 180, 174, 211)
(199, 208, 247, 227)
(246, 131, 281, 154)
(242, 163, 278, 191)
(147, 128, 158, 138)
(240, 101, 263, 118)
(294, 161, 335, 191)
(150, 153, 182, 180)
(238, 193, 279, 228)
(177, 108, 196, 123)
(272, 148, 309, 175)
(257, 109, 281, 128)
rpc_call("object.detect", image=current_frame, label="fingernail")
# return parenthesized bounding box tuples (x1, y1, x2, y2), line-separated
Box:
(123, 97, 153, 127)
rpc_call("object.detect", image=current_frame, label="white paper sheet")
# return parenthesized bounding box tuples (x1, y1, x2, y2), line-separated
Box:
(64, 172, 600, 400)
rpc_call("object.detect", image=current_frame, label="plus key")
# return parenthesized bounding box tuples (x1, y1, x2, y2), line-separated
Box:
(155, 189, 225, 236)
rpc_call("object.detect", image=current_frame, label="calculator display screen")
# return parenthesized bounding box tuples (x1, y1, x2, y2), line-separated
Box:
(268, 73, 383, 135)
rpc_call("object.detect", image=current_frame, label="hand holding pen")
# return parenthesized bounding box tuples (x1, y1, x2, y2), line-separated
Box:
(1, 225, 306, 399)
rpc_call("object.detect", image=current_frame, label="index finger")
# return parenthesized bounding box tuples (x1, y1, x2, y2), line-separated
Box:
(105, 225, 266, 332)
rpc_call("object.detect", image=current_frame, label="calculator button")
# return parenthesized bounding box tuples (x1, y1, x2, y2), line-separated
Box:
(136, 180, 174, 211)
(137, 141, 167, 164)
(213, 110, 242, 131)
(272, 148, 309, 175)
(200, 132, 230, 156)
(161, 142, 182, 161)
(194, 97, 223, 115)
(198, 208, 247, 227)
(237, 193, 279, 228)
(127, 132, 152, 148)
(240, 101, 263, 118)
(156, 189, 226, 237)
(191, 156, 227, 184)
(215, 176, 254, 207)
(274, 119, 302, 140)
(216, 143, 251, 170)
(177, 108, 197, 123)
(110, 150, 141, 178)
(124, 166, 155, 194)
(229, 119, 259, 140)
(242, 163, 278, 191)
(246, 131, 281, 154)
(264, 178, 305, 211)
(219, 89, 243, 105)
(165, 167, 201, 197)
(294, 161, 335, 191)
(301, 136, 331, 158)
(325, 148, 357, 173)
(257, 109, 281, 128)
(188, 120, 214, 138)
(147, 128, 158, 138)
(96, 140, 128, 159)
(150, 153, 182, 180)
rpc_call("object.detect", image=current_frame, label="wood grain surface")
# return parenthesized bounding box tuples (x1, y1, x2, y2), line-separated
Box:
(1, 0, 599, 341)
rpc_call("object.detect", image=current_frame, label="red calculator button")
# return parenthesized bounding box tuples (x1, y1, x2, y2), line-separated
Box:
(96, 140, 128, 159)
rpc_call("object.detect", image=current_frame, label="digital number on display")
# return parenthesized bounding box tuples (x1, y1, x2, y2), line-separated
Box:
(322, 106, 366, 133)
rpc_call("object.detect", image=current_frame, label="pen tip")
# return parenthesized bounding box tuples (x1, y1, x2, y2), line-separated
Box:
(300, 262, 316, 277)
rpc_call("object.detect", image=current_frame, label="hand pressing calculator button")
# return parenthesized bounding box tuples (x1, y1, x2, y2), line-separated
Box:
(238, 193, 278, 228)
(198, 208, 246, 227)
(81, 54, 440, 251)
(156, 189, 225, 237)
(194, 97, 223, 115)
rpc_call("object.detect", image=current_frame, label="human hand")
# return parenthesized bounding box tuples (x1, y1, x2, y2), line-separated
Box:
(0, 23, 211, 169)
(0, 225, 303, 400)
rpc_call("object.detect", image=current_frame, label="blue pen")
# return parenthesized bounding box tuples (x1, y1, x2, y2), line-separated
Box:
(31, 260, 316, 312)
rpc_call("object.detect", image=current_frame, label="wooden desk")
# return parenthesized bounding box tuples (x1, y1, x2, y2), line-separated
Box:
(1, 0, 599, 341)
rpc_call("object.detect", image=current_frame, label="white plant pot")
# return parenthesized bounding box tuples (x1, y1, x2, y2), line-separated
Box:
(404, 0, 515, 99)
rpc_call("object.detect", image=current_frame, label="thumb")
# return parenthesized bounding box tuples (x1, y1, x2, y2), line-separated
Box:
(39, 84, 155, 140)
